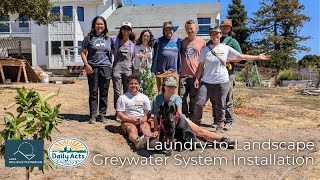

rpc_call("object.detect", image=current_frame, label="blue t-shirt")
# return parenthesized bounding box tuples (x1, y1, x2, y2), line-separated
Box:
(151, 94, 182, 116)
(82, 35, 113, 67)
(155, 37, 180, 73)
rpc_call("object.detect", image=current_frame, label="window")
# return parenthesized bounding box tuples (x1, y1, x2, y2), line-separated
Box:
(51, 6, 60, 21)
(45, 41, 48, 56)
(198, 18, 211, 24)
(64, 41, 74, 56)
(63, 6, 73, 21)
(63, 41, 73, 47)
(198, 25, 211, 35)
(51, 41, 61, 55)
(215, 19, 220, 27)
(197, 18, 211, 35)
(19, 15, 29, 27)
(0, 15, 10, 32)
(78, 41, 83, 55)
(77, 7, 84, 22)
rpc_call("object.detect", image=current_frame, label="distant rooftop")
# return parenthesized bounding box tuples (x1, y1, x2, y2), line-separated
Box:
(106, 2, 222, 33)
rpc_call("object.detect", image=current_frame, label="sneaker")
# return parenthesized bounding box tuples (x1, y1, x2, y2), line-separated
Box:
(89, 117, 96, 124)
(223, 123, 232, 131)
(212, 122, 224, 132)
(135, 135, 149, 149)
(99, 115, 107, 124)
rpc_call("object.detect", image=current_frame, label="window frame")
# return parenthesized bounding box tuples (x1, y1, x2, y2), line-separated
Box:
(0, 15, 10, 32)
(197, 17, 211, 35)
(63, 6, 73, 21)
(77, 6, 84, 22)
(51, 6, 61, 21)
(51, 41, 62, 55)
(19, 15, 29, 28)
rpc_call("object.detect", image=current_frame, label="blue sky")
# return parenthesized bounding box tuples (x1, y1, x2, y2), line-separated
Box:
(124, 0, 319, 60)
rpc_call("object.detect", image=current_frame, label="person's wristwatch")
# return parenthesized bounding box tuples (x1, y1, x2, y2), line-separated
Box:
(84, 63, 89, 66)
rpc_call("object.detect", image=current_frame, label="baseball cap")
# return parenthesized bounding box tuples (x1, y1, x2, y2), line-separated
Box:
(121, 21, 132, 29)
(163, 21, 179, 32)
(210, 26, 221, 33)
(164, 76, 177, 87)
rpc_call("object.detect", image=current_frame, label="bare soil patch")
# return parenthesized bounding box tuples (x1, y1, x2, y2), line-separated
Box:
(0, 81, 319, 180)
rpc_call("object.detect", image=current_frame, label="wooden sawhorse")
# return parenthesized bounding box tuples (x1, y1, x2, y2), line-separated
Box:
(0, 59, 29, 83)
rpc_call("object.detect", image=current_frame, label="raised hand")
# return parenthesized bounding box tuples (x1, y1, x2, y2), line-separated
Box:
(258, 53, 271, 60)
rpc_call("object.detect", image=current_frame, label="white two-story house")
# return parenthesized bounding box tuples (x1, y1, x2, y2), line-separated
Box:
(0, 0, 222, 70)
(0, 0, 124, 70)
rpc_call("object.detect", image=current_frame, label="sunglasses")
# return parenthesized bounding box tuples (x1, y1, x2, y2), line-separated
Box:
(165, 76, 177, 82)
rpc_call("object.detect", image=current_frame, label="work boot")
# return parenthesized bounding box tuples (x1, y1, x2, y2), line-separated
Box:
(89, 116, 96, 124)
(212, 121, 224, 132)
(135, 135, 149, 149)
(223, 123, 232, 131)
(99, 115, 107, 124)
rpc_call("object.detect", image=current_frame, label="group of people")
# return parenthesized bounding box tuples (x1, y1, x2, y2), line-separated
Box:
(81, 16, 270, 149)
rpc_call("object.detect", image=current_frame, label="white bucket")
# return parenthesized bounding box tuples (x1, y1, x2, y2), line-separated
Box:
(40, 72, 49, 83)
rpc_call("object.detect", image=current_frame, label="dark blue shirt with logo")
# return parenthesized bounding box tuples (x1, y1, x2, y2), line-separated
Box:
(151, 36, 181, 73)
(82, 35, 113, 67)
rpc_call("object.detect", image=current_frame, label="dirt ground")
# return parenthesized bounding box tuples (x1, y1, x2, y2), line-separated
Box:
(0, 80, 319, 180)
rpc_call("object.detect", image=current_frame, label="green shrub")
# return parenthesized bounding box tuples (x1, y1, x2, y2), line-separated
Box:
(275, 70, 300, 84)
(0, 87, 62, 174)
(139, 67, 156, 100)
(234, 93, 249, 108)
(235, 67, 259, 84)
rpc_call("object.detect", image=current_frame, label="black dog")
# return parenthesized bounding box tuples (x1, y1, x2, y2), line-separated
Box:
(158, 101, 197, 155)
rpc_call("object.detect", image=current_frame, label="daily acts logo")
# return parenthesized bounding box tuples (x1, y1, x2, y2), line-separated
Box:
(48, 138, 89, 167)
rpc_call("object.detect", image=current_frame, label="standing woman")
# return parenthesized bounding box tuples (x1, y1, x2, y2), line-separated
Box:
(133, 29, 154, 73)
(192, 27, 270, 130)
(81, 16, 113, 124)
(133, 30, 154, 97)
(112, 21, 135, 110)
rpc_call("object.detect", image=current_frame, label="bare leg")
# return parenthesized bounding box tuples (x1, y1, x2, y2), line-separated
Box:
(122, 122, 139, 143)
(188, 120, 222, 142)
(140, 122, 153, 137)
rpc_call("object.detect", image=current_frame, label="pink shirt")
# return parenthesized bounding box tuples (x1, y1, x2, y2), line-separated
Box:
(181, 37, 206, 77)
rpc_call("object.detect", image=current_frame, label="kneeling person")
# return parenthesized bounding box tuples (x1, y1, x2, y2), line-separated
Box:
(116, 74, 153, 149)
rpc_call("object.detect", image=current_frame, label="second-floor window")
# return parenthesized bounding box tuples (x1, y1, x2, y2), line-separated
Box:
(63, 6, 73, 21)
(51, 6, 60, 21)
(0, 15, 10, 32)
(19, 15, 29, 28)
(77, 7, 84, 22)
(197, 17, 211, 35)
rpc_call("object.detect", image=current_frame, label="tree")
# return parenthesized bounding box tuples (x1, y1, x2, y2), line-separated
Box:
(250, 0, 311, 70)
(298, 55, 320, 69)
(0, 0, 58, 25)
(227, 0, 251, 54)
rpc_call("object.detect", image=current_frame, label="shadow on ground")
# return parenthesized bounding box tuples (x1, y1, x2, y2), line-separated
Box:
(60, 114, 89, 122)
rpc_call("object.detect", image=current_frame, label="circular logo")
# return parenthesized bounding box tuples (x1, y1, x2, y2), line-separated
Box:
(48, 138, 89, 167)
